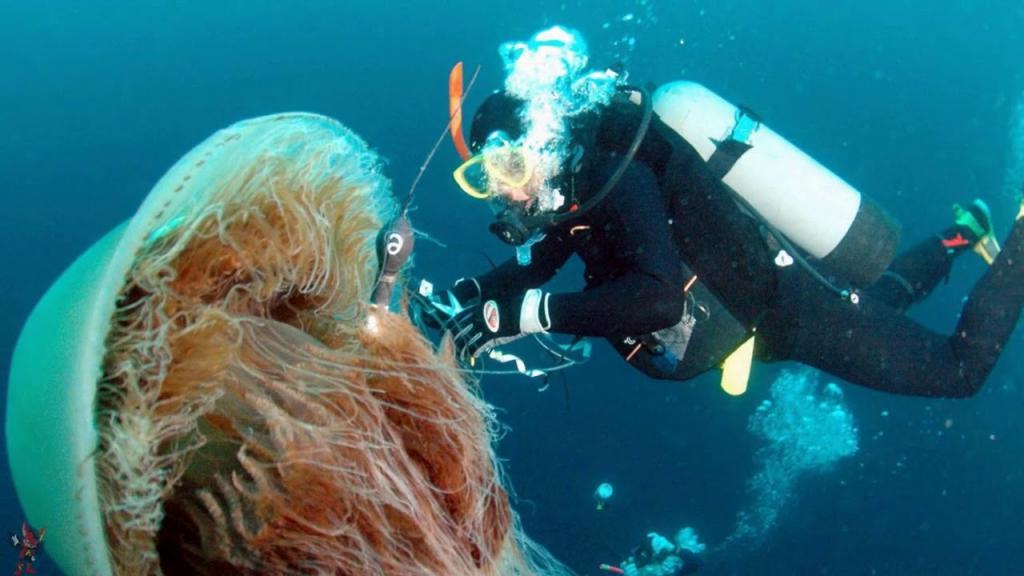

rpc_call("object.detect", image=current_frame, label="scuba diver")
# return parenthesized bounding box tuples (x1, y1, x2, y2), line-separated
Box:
(602, 529, 704, 576)
(424, 26, 1024, 398)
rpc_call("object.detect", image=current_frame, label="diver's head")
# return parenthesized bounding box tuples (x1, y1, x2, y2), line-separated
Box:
(463, 91, 572, 204)
(454, 91, 570, 245)
(467, 98, 538, 206)
(451, 26, 620, 245)
(469, 91, 525, 154)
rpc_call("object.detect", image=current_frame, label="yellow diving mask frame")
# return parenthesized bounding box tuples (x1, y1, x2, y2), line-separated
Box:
(453, 141, 535, 200)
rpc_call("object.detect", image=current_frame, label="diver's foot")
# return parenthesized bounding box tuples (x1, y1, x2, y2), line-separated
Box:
(948, 199, 1001, 265)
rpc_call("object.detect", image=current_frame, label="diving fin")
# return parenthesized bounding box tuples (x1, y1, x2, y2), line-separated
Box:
(953, 199, 1001, 265)
(721, 335, 756, 396)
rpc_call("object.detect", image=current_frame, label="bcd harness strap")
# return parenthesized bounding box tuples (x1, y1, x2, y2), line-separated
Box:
(703, 105, 861, 395)
(706, 107, 761, 395)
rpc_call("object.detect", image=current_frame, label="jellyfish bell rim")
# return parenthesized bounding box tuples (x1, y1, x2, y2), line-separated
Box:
(7, 224, 124, 576)
(5, 113, 357, 576)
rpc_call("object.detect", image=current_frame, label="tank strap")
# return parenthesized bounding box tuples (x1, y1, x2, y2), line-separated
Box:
(706, 138, 753, 179)
(706, 106, 761, 179)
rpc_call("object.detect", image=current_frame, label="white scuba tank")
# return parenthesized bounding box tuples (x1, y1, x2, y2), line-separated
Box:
(652, 81, 899, 285)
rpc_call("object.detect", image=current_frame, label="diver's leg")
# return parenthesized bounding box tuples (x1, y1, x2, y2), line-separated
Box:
(757, 217, 1024, 397)
(863, 237, 954, 311)
(864, 199, 999, 311)
(947, 215, 1024, 391)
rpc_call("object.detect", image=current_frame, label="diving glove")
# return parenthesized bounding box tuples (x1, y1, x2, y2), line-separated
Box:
(449, 289, 551, 362)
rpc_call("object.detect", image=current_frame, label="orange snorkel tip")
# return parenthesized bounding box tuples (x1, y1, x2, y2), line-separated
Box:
(449, 62, 472, 161)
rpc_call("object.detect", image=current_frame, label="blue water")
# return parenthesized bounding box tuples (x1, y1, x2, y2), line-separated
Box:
(2, 1, 1023, 574)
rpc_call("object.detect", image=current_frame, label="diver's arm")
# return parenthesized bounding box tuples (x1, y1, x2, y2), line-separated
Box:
(471, 232, 575, 297)
(548, 275, 683, 336)
(546, 162, 686, 336)
(446, 162, 684, 361)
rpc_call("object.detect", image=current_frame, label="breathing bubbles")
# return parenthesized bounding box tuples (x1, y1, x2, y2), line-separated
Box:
(494, 26, 618, 212)
(595, 0, 658, 65)
(723, 370, 859, 550)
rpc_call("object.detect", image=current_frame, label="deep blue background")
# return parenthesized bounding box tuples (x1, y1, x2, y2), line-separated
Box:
(2, 1, 1023, 574)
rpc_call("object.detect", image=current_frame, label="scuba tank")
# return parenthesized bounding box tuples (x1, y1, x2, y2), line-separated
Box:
(612, 81, 902, 390)
(652, 81, 900, 286)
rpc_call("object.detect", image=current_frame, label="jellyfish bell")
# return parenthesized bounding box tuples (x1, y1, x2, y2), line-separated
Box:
(7, 114, 556, 575)
(7, 113, 391, 573)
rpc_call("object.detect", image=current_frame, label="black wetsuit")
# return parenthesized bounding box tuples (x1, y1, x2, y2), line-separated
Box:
(470, 101, 1024, 398)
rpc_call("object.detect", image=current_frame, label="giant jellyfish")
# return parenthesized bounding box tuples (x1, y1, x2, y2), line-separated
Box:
(6, 114, 560, 575)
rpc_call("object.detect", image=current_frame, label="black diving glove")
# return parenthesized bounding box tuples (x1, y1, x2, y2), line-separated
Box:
(449, 277, 482, 306)
(448, 289, 551, 361)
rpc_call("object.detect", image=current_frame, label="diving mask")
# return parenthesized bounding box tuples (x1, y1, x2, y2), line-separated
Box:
(453, 133, 536, 200)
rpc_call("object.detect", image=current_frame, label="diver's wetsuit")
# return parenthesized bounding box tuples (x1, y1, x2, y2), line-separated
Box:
(469, 101, 1024, 398)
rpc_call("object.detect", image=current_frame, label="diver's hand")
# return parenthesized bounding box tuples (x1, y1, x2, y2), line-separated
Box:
(449, 277, 482, 305)
(417, 278, 482, 331)
(449, 289, 550, 361)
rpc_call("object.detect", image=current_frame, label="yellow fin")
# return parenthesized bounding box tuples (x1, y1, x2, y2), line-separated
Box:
(974, 235, 1001, 265)
(721, 336, 756, 396)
